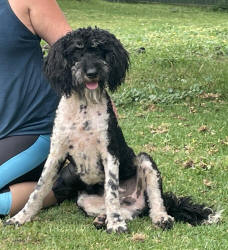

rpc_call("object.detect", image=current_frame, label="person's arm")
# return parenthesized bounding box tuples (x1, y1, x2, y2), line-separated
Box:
(28, 0, 72, 45)
(9, 0, 72, 45)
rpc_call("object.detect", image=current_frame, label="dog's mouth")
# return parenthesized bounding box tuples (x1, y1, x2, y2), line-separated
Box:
(85, 81, 99, 90)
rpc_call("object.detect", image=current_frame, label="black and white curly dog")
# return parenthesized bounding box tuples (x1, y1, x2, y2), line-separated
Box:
(6, 27, 220, 233)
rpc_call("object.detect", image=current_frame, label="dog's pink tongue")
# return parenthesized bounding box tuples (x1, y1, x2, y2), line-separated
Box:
(86, 82, 98, 90)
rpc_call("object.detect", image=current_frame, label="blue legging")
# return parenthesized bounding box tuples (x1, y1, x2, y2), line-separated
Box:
(0, 135, 50, 215)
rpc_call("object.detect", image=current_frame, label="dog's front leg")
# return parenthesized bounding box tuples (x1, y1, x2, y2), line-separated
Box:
(5, 150, 66, 226)
(104, 153, 128, 233)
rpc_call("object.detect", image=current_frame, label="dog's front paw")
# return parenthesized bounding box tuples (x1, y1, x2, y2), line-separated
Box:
(106, 214, 128, 233)
(152, 214, 174, 230)
(5, 210, 32, 226)
(106, 221, 128, 234)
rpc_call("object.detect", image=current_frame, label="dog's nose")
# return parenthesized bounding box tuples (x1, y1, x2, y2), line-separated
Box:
(86, 68, 98, 79)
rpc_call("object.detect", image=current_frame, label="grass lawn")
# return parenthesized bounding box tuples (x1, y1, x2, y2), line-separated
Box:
(1, 0, 228, 249)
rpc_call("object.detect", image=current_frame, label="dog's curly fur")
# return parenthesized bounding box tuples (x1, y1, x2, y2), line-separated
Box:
(6, 27, 220, 232)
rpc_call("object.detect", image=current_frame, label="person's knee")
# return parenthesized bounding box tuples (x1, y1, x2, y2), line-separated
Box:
(0, 187, 12, 216)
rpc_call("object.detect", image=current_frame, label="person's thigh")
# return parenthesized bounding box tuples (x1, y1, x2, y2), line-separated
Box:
(0, 135, 50, 189)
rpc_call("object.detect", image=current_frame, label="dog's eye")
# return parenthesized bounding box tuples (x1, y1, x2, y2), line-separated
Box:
(75, 41, 84, 49)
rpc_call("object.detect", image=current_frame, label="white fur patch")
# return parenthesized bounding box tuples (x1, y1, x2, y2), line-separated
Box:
(52, 93, 110, 184)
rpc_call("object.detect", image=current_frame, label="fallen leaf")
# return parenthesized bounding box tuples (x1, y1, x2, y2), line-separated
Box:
(143, 144, 157, 152)
(118, 114, 127, 119)
(200, 103, 206, 107)
(200, 93, 221, 99)
(183, 160, 194, 168)
(221, 136, 228, 145)
(135, 112, 146, 117)
(200, 162, 212, 170)
(131, 233, 147, 242)
(150, 123, 170, 134)
(184, 145, 194, 154)
(198, 125, 208, 133)
(208, 146, 218, 155)
(189, 106, 197, 113)
(173, 115, 187, 121)
(148, 104, 157, 112)
(203, 179, 213, 187)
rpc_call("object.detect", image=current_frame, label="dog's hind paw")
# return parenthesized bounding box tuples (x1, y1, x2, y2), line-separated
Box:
(93, 214, 106, 229)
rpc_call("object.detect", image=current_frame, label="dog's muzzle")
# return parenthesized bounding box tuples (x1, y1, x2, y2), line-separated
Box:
(71, 60, 108, 92)
(71, 63, 99, 90)
(85, 67, 99, 90)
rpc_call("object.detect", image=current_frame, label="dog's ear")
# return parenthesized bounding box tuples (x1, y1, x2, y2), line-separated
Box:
(105, 37, 130, 92)
(44, 37, 73, 97)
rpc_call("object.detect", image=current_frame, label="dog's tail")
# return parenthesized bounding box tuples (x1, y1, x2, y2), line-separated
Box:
(163, 192, 222, 226)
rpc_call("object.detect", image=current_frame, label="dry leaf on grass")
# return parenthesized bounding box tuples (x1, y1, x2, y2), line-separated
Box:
(208, 145, 219, 155)
(118, 114, 127, 119)
(183, 160, 194, 169)
(173, 115, 187, 121)
(198, 125, 208, 133)
(200, 93, 221, 99)
(150, 123, 170, 134)
(131, 233, 147, 242)
(162, 145, 173, 152)
(183, 145, 194, 154)
(189, 106, 197, 113)
(200, 162, 212, 170)
(143, 144, 157, 152)
(203, 179, 213, 187)
(148, 104, 157, 112)
(221, 136, 228, 145)
(135, 112, 146, 117)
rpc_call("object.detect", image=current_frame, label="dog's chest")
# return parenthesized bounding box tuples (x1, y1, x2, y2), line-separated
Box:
(56, 96, 109, 184)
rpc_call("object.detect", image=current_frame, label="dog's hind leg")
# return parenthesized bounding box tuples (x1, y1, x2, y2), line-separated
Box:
(77, 155, 128, 233)
(77, 153, 174, 231)
(135, 152, 174, 229)
(77, 192, 105, 217)
(5, 142, 67, 226)
(77, 192, 106, 229)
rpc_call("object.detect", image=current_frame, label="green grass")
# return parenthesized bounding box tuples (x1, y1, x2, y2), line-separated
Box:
(1, 0, 228, 249)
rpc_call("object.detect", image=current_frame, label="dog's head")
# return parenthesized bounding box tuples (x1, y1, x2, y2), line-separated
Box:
(44, 27, 129, 98)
